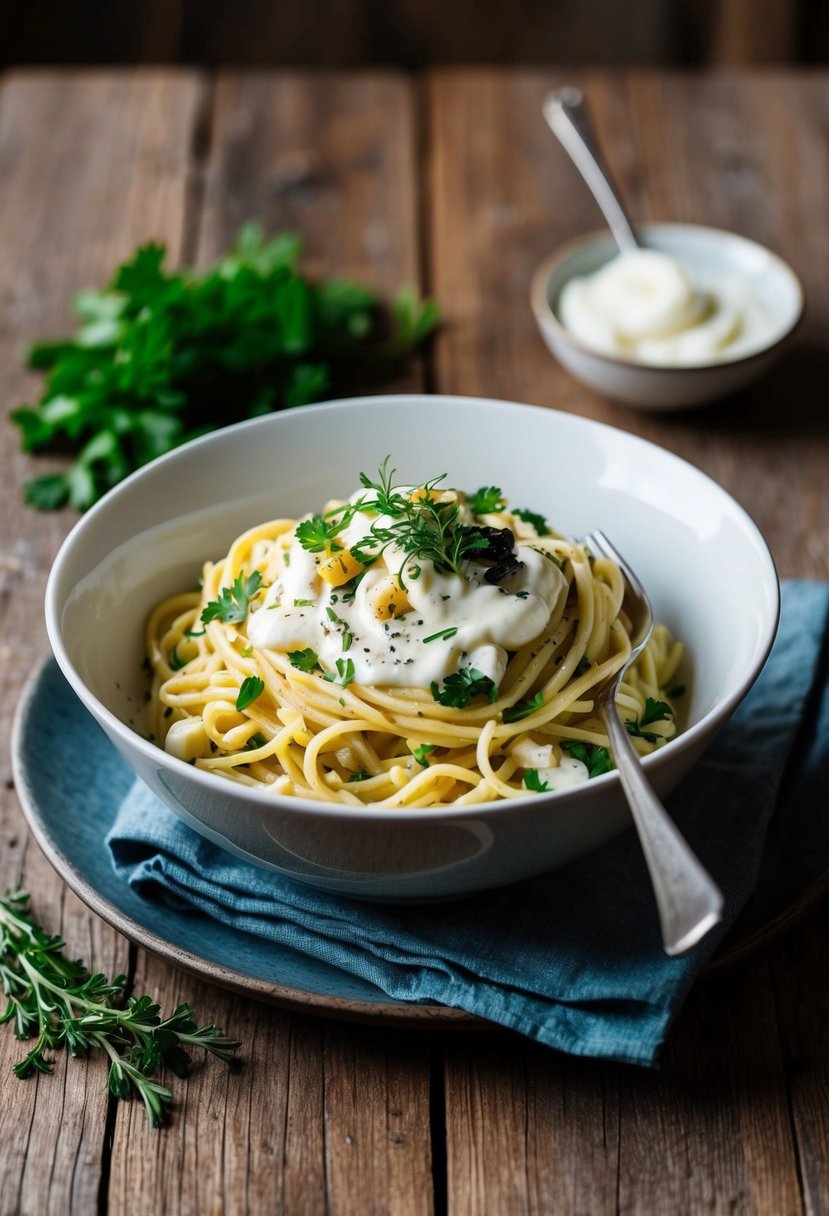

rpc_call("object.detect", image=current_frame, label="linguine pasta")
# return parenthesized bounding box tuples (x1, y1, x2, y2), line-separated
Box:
(145, 469, 684, 807)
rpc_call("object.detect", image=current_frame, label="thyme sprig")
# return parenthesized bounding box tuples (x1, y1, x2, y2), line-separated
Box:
(349, 459, 489, 578)
(0, 889, 240, 1128)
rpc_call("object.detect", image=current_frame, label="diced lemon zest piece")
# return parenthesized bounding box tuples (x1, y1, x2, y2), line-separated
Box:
(370, 579, 411, 621)
(317, 549, 363, 587)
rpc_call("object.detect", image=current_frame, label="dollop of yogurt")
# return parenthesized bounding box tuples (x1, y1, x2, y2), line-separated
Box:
(558, 248, 773, 366)
(247, 492, 567, 689)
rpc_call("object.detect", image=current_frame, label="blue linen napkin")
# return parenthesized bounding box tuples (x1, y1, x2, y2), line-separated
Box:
(107, 581, 829, 1066)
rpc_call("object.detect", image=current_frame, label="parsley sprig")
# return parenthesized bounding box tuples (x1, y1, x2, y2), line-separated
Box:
(201, 571, 262, 626)
(431, 667, 498, 709)
(13, 225, 438, 511)
(0, 890, 239, 1128)
(625, 698, 673, 742)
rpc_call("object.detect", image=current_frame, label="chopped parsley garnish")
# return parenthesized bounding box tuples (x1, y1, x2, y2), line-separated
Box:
(574, 655, 592, 677)
(347, 770, 370, 782)
(168, 644, 186, 672)
(625, 698, 673, 741)
(236, 675, 265, 711)
(184, 627, 205, 638)
(561, 740, 613, 778)
(323, 657, 356, 687)
(295, 513, 343, 554)
(412, 743, 436, 767)
(430, 667, 498, 709)
(201, 570, 263, 625)
(513, 507, 550, 536)
(293, 598, 314, 607)
(467, 485, 506, 515)
(523, 769, 550, 793)
(288, 648, 320, 673)
(422, 627, 458, 644)
(247, 732, 268, 750)
(502, 691, 544, 723)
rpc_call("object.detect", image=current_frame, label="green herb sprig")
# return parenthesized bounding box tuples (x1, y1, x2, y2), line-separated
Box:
(13, 225, 438, 511)
(201, 571, 263, 626)
(625, 698, 673, 742)
(430, 667, 498, 709)
(0, 890, 239, 1128)
(350, 460, 489, 579)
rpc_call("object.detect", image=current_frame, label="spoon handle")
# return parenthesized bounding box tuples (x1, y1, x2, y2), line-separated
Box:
(600, 702, 724, 955)
(543, 87, 639, 254)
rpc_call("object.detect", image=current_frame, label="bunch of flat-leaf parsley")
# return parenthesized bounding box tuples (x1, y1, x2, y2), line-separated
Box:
(0, 889, 240, 1128)
(12, 224, 439, 511)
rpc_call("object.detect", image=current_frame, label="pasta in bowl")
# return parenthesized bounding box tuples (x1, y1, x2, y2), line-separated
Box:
(146, 464, 684, 807)
(46, 394, 778, 899)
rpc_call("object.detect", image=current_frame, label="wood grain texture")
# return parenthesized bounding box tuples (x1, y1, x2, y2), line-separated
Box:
(426, 68, 829, 581)
(99, 70, 433, 1215)
(2, 66, 829, 1216)
(0, 70, 204, 1215)
(427, 67, 827, 1216)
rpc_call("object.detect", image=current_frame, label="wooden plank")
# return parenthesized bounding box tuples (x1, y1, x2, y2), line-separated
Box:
(0, 69, 205, 1212)
(770, 903, 829, 1216)
(426, 68, 821, 1214)
(426, 68, 829, 581)
(196, 71, 425, 396)
(101, 71, 433, 1215)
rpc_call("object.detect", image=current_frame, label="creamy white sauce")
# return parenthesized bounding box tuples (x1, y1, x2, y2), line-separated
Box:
(535, 756, 589, 790)
(558, 248, 774, 366)
(247, 493, 566, 689)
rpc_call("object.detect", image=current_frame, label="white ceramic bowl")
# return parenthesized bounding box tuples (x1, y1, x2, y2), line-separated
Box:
(531, 223, 804, 410)
(45, 394, 779, 899)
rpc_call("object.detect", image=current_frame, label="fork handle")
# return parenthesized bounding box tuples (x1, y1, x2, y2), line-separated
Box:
(601, 706, 724, 955)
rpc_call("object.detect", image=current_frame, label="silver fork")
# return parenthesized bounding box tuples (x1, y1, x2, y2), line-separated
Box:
(583, 530, 724, 955)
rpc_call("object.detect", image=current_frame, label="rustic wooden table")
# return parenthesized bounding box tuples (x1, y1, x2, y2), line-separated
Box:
(1, 67, 828, 1215)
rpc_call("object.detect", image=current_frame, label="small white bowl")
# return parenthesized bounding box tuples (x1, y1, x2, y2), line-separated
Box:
(45, 395, 779, 900)
(531, 223, 804, 410)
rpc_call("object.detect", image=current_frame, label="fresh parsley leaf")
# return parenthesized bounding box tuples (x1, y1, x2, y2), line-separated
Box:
(236, 675, 265, 711)
(625, 700, 672, 741)
(641, 698, 672, 726)
(247, 732, 268, 750)
(513, 507, 550, 536)
(201, 571, 262, 625)
(323, 657, 355, 687)
(467, 485, 506, 515)
(296, 514, 341, 554)
(412, 743, 436, 767)
(561, 740, 614, 778)
(347, 770, 370, 782)
(523, 769, 550, 793)
(430, 667, 498, 709)
(168, 643, 187, 672)
(288, 648, 320, 672)
(15, 229, 438, 511)
(502, 691, 544, 723)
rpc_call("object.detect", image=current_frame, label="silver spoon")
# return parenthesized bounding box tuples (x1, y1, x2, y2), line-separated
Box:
(583, 530, 724, 955)
(543, 87, 639, 253)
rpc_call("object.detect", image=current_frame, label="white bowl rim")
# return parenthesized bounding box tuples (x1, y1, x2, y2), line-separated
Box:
(530, 221, 805, 374)
(45, 392, 781, 825)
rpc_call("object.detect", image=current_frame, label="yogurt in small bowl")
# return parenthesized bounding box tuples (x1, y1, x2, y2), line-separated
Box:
(531, 223, 804, 409)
